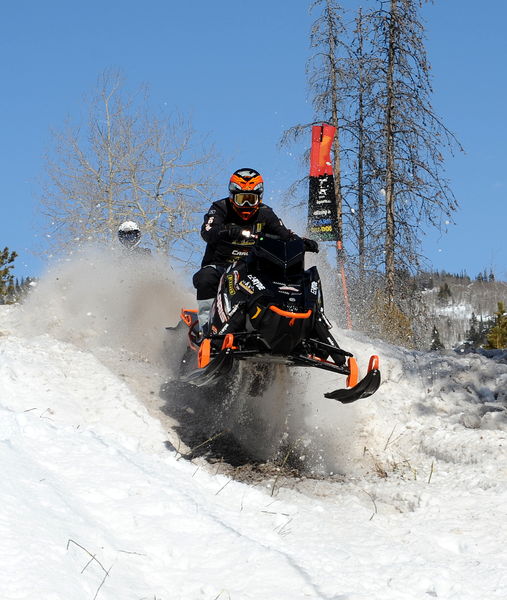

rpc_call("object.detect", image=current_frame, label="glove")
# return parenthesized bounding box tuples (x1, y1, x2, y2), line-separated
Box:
(219, 224, 251, 241)
(303, 238, 319, 253)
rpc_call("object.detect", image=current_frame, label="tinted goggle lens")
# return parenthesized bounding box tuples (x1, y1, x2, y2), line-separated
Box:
(120, 231, 140, 242)
(233, 193, 259, 207)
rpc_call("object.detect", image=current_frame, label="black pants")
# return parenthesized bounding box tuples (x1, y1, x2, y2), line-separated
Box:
(192, 264, 226, 300)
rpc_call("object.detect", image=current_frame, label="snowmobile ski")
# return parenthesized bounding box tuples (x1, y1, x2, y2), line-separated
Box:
(180, 348, 235, 387)
(324, 356, 381, 404)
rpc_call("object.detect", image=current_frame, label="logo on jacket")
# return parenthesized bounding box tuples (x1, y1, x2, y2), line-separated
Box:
(247, 274, 266, 291)
(239, 281, 254, 295)
(205, 216, 215, 231)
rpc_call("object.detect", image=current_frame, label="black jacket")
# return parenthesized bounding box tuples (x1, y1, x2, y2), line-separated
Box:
(200, 198, 294, 266)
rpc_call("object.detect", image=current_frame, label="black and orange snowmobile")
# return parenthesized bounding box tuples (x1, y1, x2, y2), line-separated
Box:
(177, 235, 380, 403)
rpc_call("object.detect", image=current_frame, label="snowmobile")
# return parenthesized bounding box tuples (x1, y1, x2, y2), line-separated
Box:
(177, 235, 381, 404)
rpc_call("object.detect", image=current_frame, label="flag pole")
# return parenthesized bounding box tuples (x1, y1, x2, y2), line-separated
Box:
(336, 240, 353, 329)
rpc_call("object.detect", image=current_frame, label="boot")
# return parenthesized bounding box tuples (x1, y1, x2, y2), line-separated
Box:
(197, 298, 213, 337)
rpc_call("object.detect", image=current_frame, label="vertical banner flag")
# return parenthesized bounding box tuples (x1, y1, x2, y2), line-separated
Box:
(308, 124, 339, 241)
(309, 123, 353, 329)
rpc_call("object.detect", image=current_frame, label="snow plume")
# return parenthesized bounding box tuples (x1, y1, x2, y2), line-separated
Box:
(205, 342, 366, 476)
(16, 245, 193, 366)
(218, 249, 367, 475)
(225, 324, 507, 476)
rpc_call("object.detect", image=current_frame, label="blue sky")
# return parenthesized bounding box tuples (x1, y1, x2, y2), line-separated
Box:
(1, 0, 506, 280)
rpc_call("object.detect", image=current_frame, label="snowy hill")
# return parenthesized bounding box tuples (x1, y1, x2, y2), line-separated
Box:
(420, 274, 507, 349)
(2, 251, 507, 599)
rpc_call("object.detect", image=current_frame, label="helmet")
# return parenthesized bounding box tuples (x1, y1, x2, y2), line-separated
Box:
(228, 168, 264, 220)
(118, 220, 141, 248)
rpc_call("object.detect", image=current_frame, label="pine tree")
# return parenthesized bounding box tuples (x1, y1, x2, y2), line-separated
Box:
(466, 312, 480, 345)
(485, 302, 507, 349)
(437, 282, 452, 305)
(430, 325, 444, 351)
(0, 247, 17, 303)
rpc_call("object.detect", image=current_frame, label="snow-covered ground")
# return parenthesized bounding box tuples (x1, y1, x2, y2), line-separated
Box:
(2, 250, 507, 599)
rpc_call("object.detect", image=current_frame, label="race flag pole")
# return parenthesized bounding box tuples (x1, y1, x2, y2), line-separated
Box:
(336, 240, 353, 330)
(308, 124, 353, 329)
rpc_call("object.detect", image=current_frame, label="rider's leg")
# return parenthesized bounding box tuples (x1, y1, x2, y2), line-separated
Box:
(192, 265, 224, 335)
(196, 298, 213, 334)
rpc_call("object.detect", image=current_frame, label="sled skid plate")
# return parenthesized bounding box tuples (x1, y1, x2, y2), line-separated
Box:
(180, 349, 234, 387)
(324, 368, 381, 404)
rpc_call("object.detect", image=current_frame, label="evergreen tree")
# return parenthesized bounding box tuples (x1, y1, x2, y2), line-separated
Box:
(0, 247, 17, 303)
(15, 276, 37, 302)
(485, 302, 507, 349)
(430, 325, 444, 350)
(437, 282, 452, 305)
(466, 312, 480, 345)
(464, 312, 492, 348)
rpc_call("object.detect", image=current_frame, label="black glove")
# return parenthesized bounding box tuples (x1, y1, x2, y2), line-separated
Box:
(303, 238, 319, 253)
(219, 224, 251, 241)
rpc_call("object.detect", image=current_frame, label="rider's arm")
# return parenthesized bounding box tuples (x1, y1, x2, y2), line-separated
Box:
(263, 206, 297, 241)
(200, 203, 227, 244)
(264, 206, 319, 252)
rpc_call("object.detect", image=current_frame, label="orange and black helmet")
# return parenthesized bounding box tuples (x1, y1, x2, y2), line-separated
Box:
(228, 168, 264, 220)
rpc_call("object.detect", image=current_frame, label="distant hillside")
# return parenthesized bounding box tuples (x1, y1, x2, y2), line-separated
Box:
(418, 271, 507, 349)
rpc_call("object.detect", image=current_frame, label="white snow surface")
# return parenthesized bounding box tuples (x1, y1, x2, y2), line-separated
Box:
(1, 250, 507, 599)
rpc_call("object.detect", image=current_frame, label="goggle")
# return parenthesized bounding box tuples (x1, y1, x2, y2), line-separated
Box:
(232, 193, 260, 207)
(119, 231, 140, 243)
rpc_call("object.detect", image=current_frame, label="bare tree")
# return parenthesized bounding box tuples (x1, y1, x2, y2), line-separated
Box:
(310, 0, 348, 240)
(41, 70, 220, 262)
(281, 0, 350, 236)
(281, 0, 359, 328)
(339, 7, 383, 278)
(282, 3, 386, 279)
(369, 0, 463, 304)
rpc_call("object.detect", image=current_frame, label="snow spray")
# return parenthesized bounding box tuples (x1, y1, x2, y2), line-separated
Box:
(214, 350, 365, 476)
(17, 245, 192, 367)
(17, 243, 368, 476)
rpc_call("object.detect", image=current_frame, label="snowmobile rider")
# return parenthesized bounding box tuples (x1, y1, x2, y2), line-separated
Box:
(193, 167, 319, 334)
(118, 221, 151, 255)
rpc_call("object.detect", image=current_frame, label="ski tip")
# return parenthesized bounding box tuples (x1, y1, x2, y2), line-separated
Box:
(180, 308, 198, 328)
(346, 357, 359, 388)
(324, 368, 381, 404)
(368, 355, 380, 371)
(198, 338, 211, 368)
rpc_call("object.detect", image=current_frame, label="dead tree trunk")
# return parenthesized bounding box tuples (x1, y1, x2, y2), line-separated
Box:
(384, 0, 397, 305)
(356, 8, 366, 279)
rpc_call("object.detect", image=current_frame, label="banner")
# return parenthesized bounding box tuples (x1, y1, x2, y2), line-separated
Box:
(308, 124, 339, 242)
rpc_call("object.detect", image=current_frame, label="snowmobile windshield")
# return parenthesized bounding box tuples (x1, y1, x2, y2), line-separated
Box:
(249, 237, 305, 282)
